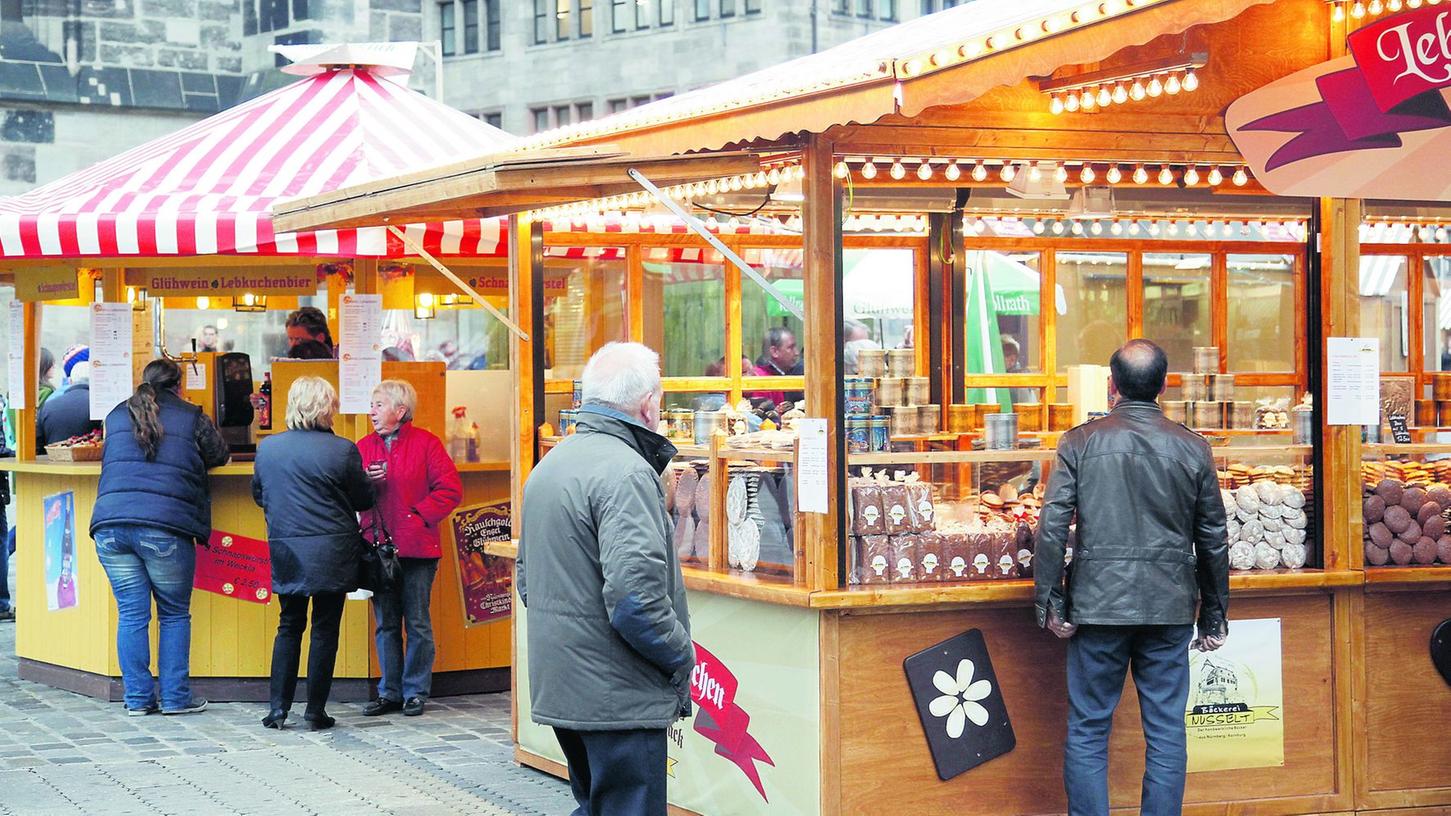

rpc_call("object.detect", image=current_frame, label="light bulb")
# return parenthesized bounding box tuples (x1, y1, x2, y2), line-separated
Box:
(1000, 164, 1016, 182)
(1158, 166, 1174, 185)
(705, 179, 719, 194)
(917, 161, 934, 180)
(1091, 221, 1104, 235)
(1130, 222, 1142, 235)
(767, 167, 781, 185)
(973, 220, 987, 234)
(793, 165, 806, 180)
(890, 160, 906, 180)
(1130, 80, 1146, 101)
(1029, 163, 1043, 182)
(1054, 164, 1069, 183)
(1071, 221, 1085, 235)
(1168, 221, 1180, 236)
(1422, 226, 1434, 241)
(1106, 165, 1123, 184)
(1081, 90, 1096, 110)
(1165, 73, 1182, 95)
(1052, 221, 1065, 235)
(1352, 0, 1365, 17)
(1391, 0, 1403, 11)
(753, 171, 767, 186)
(1184, 166, 1200, 185)
(1410, 0, 1423, 7)
(1081, 165, 1096, 183)
(1133, 165, 1148, 184)
(1148, 76, 1163, 97)
(834, 161, 849, 179)
(1111, 221, 1124, 235)
(1051, 95, 1065, 115)
(1369, 0, 1382, 13)
(728, 175, 743, 191)
(861, 161, 877, 179)
(971, 162, 987, 182)
(1097, 86, 1112, 107)
(1232, 167, 1249, 186)
(1332, 1, 1345, 19)
(945, 160, 962, 181)
(197, 296, 210, 310)
(1033, 221, 1046, 235)
(1112, 83, 1128, 104)
(1207, 167, 1224, 186)
(1149, 222, 1161, 236)
(1184, 70, 1200, 92)
(1438, 227, 1448, 242)
(1065, 93, 1080, 112)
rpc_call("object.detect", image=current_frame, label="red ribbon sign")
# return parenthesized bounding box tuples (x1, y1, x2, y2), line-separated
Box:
(1239, 8, 1451, 170)
(689, 642, 776, 801)
(194, 530, 272, 604)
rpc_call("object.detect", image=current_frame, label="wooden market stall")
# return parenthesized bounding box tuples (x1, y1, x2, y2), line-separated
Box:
(276, 0, 1451, 812)
(0, 51, 523, 702)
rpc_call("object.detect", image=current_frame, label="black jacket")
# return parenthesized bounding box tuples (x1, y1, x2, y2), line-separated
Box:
(92, 390, 229, 544)
(252, 428, 375, 596)
(1034, 400, 1230, 636)
(36, 384, 102, 454)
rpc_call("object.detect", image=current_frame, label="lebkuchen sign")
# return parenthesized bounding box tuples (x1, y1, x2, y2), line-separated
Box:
(1228, 7, 1451, 200)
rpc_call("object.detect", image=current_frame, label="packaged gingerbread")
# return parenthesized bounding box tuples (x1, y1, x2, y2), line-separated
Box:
(881, 483, 913, 535)
(917, 532, 946, 582)
(850, 482, 886, 537)
(940, 532, 971, 581)
(890, 534, 921, 583)
(858, 536, 892, 585)
(906, 480, 936, 533)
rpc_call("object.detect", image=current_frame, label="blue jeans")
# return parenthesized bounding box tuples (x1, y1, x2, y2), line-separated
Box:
(94, 524, 197, 711)
(373, 557, 438, 701)
(1065, 623, 1193, 816)
(555, 727, 667, 816)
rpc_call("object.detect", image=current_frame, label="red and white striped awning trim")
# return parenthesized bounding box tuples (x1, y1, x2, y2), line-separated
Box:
(0, 68, 515, 259)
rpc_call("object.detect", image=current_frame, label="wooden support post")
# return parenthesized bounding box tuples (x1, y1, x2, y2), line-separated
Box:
(1126, 251, 1144, 339)
(627, 244, 645, 345)
(354, 257, 380, 295)
(801, 135, 844, 592)
(708, 433, 727, 574)
(509, 215, 544, 540)
(15, 302, 39, 462)
(1319, 197, 1361, 573)
(1041, 249, 1057, 401)
(100, 269, 124, 303)
(1211, 251, 1229, 373)
(926, 215, 950, 409)
(726, 255, 743, 406)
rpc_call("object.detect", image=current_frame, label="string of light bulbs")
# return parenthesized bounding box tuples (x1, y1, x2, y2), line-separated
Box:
(1046, 66, 1200, 115)
(1328, 0, 1434, 21)
(833, 157, 1253, 187)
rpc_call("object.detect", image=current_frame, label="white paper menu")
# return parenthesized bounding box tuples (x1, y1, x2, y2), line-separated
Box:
(8, 299, 25, 409)
(1326, 337, 1380, 426)
(338, 294, 383, 414)
(89, 302, 134, 420)
(796, 418, 829, 514)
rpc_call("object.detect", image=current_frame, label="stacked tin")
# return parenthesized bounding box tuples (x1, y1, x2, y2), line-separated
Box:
(1173, 346, 1246, 429)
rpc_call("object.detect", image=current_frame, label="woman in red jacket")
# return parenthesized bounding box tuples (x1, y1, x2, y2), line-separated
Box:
(358, 380, 462, 717)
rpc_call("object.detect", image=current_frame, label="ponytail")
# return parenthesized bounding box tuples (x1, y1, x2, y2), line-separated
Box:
(128, 359, 183, 461)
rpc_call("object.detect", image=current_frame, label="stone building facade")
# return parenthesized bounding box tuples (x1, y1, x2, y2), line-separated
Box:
(0, 0, 955, 194)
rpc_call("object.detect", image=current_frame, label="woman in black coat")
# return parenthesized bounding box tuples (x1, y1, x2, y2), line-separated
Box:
(252, 376, 374, 730)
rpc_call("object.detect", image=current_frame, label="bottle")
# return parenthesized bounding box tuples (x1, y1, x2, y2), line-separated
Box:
(258, 373, 272, 431)
(466, 421, 480, 463)
(448, 406, 469, 462)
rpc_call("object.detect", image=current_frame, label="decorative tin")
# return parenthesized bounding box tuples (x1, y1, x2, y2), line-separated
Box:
(887, 348, 914, 377)
(845, 377, 874, 414)
(869, 415, 890, 451)
(558, 409, 579, 435)
(876, 377, 906, 407)
(846, 415, 871, 453)
(858, 349, 887, 378)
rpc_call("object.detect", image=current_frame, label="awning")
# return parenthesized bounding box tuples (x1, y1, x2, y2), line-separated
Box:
(0, 58, 516, 260)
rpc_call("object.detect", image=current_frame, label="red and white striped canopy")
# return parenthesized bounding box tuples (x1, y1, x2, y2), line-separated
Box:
(0, 67, 515, 259)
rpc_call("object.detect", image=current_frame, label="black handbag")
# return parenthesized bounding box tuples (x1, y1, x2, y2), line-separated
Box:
(360, 513, 402, 593)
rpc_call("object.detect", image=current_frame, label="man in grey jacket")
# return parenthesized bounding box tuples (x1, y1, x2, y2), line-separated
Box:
(518, 341, 692, 816)
(1035, 339, 1230, 816)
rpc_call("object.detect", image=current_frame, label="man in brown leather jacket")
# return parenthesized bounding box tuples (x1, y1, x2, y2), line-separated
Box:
(1035, 339, 1230, 816)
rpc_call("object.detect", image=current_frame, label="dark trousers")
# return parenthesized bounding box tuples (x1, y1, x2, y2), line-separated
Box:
(554, 727, 667, 816)
(372, 557, 438, 702)
(269, 592, 346, 716)
(1064, 623, 1194, 816)
(0, 506, 9, 612)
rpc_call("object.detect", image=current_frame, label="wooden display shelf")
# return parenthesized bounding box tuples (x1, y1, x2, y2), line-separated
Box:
(455, 461, 511, 473)
(716, 446, 795, 463)
(681, 567, 813, 607)
(849, 448, 1057, 465)
(0, 458, 258, 477)
(1363, 442, 1451, 456)
(1363, 566, 1451, 587)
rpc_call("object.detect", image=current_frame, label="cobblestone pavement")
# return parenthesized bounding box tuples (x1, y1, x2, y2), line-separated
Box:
(0, 619, 575, 816)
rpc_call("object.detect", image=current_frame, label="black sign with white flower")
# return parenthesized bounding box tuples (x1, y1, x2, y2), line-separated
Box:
(903, 629, 1016, 781)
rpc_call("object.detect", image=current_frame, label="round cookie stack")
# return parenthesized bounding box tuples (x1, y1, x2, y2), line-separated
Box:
(1222, 481, 1311, 571)
(1362, 479, 1451, 567)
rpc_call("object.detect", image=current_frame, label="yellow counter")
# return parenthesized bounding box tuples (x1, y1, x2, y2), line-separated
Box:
(2, 458, 512, 701)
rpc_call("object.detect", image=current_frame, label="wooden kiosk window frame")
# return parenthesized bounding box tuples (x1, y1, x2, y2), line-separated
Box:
(956, 236, 1310, 402)
(1359, 242, 1451, 401)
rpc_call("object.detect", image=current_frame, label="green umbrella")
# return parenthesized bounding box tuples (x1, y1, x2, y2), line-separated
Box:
(965, 253, 1011, 413)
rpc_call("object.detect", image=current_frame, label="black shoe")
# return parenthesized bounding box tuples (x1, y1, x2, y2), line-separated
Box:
(402, 696, 426, 717)
(0, 608, 14, 622)
(363, 697, 402, 717)
(162, 697, 208, 715)
(262, 709, 288, 729)
(126, 702, 159, 717)
(304, 712, 335, 731)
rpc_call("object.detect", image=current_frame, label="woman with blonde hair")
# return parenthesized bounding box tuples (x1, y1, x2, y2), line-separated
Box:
(358, 379, 461, 717)
(252, 376, 375, 730)
(91, 358, 230, 716)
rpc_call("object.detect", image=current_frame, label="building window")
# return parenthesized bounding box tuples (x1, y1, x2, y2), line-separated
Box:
(636, 0, 650, 28)
(553, 104, 572, 127)
(831, 0, 848, 13)
(251, 0, 291, 33)
(856, 0, 872, 17)
(660, 0, 674, 24)
(534, 0, 550, 42)
(576, 101, 594, 122)
(579, 0, 593, 36)
(482, 111, 503, 129)
(556, 0, 571, 39)
(694, 0, 709, 20)
(611, 0, 627, 31)
(720, 0, 735, 16)
(440, 2, 456, 56)
(879, 0, 895, 19)
(462, 0, 478, 53)
(485, 0, 501, 50)
(744, 0, 761, 12)
(531, 107, 549, 132)
(608, 97, 628, 113)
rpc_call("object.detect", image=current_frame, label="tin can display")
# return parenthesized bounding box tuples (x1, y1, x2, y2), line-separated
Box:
(983, 413, 1019, 450)
(1162, 400, 1188, 424)
(1439, 401, 1451, 427)
(887, 348, 914, 377)
(869, 415, 890, 451)
(1231, 401, 1254, 429)
(1207, 373, 1236, 402)
(1192, 346, 1220, 375)
(876, 377, 905, 406)
(558, 409, 579, 435)
(671, 409, 695, 441)
(918, 404, 940, 434)
(1048, 403, 1074, 431)
(1435, 373, 1451, 400)
(571, 380, 583, 409)
(1291, 407, 1314, 445)
(1417, 399, 1437, 427)
(1188, 400, 1225, 429)
(844, 377, 874, 414)
(948, 404, 975, 433)
(890, 405, 917, 436)
(906, 377, 931, 406)
(846, 415, 871, 453)
(694, 410, 727, 445)
(1013, 403, 1044, 432)
(1180, 374, 1208, 402)
(857, 348, 887, 378)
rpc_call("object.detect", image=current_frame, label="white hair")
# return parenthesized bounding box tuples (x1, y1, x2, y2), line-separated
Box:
(581, 342, 661, 411)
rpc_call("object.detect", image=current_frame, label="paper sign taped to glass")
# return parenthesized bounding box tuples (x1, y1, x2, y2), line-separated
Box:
(1186, 617, 1284, 772)
(194, 530, 272, 604)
